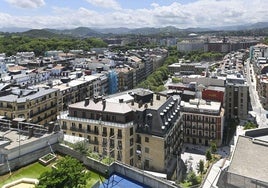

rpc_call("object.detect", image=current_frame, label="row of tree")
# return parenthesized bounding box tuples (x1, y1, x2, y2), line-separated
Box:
(137, 47, 224, 92)
(0, 35, 107, 56)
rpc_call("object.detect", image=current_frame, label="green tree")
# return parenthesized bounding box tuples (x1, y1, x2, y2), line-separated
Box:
(243, 122, 257, 130)
(73, 141, 88, 155)
(37, 156, 90, 188)
(186, 170, 199, 186)
(206, 149, 212, 161)
(198, 160, 204, 174)
(210, 141, 217, 153)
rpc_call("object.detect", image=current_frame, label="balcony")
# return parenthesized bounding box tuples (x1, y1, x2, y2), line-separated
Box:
(117, 135, 122, 139)
(61, 125, 67, 130)
(70, 127, 77, 131)
(89, 140, 99, 145)
(102, 132, 107, 137)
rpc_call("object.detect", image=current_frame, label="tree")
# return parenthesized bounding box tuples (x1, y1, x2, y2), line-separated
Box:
(37, 156, 90, 188)
(186, 170, 199, 186)
(243, 122, 257, 130)
(197, 160, 204, 174)
(73, 141, 88, 155)
(206, 149, 212, 161)
(210, 141, 217, 153)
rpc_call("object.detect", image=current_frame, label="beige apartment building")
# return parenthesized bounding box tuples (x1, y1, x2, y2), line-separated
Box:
(181, 99, 224, 146)
(59, 97, 135, 165)
(0, 86, 59, 125)
(59, 89, 184, 179)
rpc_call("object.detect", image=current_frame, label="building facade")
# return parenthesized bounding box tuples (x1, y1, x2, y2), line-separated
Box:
(181, 99, 224, 146)
(0, 87, 59, 125)
(59, 97, 135, 165)
(225, 74, 249, 120)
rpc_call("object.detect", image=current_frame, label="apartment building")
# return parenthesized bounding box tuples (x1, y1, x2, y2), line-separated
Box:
(225, 74, 249, 120)
(257, 75, 268, 110)
(59, 96, 135, 165)
(116, 67, 134, 92)
(181, 99, 224, 146)
(0, 86, 59, 125)
(59, 89, 184, 179)
(53, 74, 107, 110)
(131, 91, 183, 179)
(168, 62, 208, 76)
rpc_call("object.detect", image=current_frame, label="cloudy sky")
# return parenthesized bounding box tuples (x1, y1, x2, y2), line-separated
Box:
(0, 0, 267, 29)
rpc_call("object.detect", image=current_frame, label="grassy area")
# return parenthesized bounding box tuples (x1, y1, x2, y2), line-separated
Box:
(0, 162, 50, 187)
(0, 161, 105, 187)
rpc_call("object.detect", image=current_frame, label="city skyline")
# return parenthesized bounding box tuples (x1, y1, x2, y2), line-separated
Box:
(0, 0, 267, 29)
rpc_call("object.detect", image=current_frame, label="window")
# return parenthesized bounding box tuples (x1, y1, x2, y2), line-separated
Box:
(130, 148, 133, 156)
(145, 147, 149, 153)
(118, 140, 122, 149)
(74, 111, 77, 117)
(79, 124, 82, 129)
(130, 127, 133, 136)
(87, 125, 91, 132)
(145, 137, 149, 143)
(130, 158, 134, 166)
(118, 129, 122, 139)
(79, 134, 82, 137)
(110, 128, 114, 137)
(130, 138, 133, 146)
(144, 159, 149, 169)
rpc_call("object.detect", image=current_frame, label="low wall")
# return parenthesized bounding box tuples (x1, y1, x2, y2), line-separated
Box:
(245, 128, 268, 137)
(56, 144, 179, 188)
(0, 144, 57, 175)
(55, 144, 110, 176)
(111, 162, 179, 188)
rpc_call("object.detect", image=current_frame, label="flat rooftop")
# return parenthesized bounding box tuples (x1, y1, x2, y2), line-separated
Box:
(0, 125, 51, 150)
(181, 99, 221, 114)
(228, 136, 268, 183)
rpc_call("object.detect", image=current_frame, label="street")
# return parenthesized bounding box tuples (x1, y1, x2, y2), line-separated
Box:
(245, 58, 268, 128)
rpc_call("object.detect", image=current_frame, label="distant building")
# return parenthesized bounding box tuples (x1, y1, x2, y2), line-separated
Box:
(225, 74, 249, 120)
(202, 86, 225, 105)
(0, 86, 59, 125)
(181, 99, 224, 146)
(177, 40, 204, 52)
(168, 62, 208, 76)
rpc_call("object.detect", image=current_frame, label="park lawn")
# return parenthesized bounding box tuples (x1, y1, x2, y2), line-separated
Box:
(0, 162, 51, 187)
(0, 161, 105, 188)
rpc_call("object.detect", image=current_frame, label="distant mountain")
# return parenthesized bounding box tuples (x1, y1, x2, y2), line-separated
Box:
(20, 29, 64, 38)
(0, 27, 31, 33)
(94, 27, 131, 34)
(212, 22, 268, 31)
(1, 21, 268, 38)
(46, 27, 101, 37)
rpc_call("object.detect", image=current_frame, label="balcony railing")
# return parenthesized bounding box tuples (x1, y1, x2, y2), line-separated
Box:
(60, 111, 134, 128)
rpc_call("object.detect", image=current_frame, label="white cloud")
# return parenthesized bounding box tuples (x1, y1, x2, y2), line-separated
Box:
(5, 0, 45, 9)
(85, 0, 121, 10)
(1, 0, 268, 29)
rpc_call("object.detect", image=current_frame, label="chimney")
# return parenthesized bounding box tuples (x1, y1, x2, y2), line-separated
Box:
(28, 126, 34, 138)
(150, 99, 153, 106)
(131, 100, 134, 106)
(84, 97, 90, 106)
(138, 100, 143, 108)
(102, 99, 106, 111)
(119, 99, 124, 103)
(156, 94, 160, 100)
